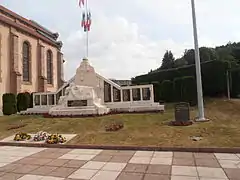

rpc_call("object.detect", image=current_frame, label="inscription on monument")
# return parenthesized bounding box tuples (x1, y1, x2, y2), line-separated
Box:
(67, 100, 87, 107)
(175, 102, 190, 122)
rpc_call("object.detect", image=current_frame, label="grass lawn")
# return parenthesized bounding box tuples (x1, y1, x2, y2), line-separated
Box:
(0, 98, 240, 148)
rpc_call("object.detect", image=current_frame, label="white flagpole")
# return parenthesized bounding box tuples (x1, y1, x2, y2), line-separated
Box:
(86, 0, 89, 58)
(191, 0, 207, 121)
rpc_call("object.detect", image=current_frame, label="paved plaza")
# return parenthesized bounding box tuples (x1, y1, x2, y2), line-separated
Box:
(0, 146, 239, 180)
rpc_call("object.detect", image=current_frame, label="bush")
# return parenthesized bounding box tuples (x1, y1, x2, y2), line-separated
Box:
(17, 92, 31, 112)
(132, 60, 231, 97)
(151, 81, 161, 102)
(173, 77, 183, 102)
(231, 68, 240, 98)
(2, 93, 17, 115)
(29, 93, 34, 108)
(160, 80, 173, 102)
(181, 76, 197, 106)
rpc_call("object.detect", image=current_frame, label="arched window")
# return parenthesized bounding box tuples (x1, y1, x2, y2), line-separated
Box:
(47, 50, 53, 84)
(22, 41, 30, 82)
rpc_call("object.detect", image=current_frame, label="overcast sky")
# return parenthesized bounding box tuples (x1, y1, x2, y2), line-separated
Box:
(1, 0, 240, 80)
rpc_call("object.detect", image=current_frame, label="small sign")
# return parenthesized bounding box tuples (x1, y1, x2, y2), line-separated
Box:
(175, 102, 190, 122)
(67, 100, 87, 107)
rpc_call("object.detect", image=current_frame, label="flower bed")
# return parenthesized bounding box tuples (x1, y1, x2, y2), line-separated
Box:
(13, 132, 31, 141)
(46, 134, 67, 144)
(105, 120, 124, 132)
(33, 131, 48, 141)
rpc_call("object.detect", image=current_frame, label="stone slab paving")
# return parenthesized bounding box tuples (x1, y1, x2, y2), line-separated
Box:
(0, 146, 239, 180)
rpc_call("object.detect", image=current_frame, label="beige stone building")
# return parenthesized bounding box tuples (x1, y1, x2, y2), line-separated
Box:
(0, 5, 65, 108)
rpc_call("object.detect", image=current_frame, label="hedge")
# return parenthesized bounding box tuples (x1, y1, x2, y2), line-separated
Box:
(231, 68, 240, 97)
(132, 60, 231, 97)
(160, 80, 173, 102)
(173, 78, 183, 102)
(17, 92, 31, 112)
(181, 76, 197, 106)
(2, 93, 17, 115)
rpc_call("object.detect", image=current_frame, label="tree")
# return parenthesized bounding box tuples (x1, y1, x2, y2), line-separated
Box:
(160, 50, 175, 69)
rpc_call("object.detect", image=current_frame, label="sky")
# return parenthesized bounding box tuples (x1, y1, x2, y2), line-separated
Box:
(1, 0, 240, 80)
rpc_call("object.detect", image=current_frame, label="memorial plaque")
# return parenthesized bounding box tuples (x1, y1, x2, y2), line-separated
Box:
(67, 100, 87, 107)
(175, 102, 190, 122)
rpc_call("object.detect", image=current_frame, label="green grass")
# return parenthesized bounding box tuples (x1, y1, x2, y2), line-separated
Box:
(0, 98, 240, 147)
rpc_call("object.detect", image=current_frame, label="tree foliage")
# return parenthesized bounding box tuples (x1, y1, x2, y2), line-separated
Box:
(160, 50, 175, 69)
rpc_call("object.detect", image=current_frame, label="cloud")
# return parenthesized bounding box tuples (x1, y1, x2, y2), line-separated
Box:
(1, 0, 240, 80)
(63, 14, 192, 80)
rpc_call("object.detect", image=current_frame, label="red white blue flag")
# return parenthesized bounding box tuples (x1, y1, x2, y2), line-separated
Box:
(79, 0, 84, 7)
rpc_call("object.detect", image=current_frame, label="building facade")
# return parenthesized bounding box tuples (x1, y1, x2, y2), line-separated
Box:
(0, 5, 64, 108)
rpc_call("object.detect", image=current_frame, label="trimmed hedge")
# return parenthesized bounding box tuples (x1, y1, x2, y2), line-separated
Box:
(231, 68, 240, 97)
(132, 60, 231, 97)
(160, 80, 173, 102)
(173, 77, 183, 102)
(181, 76, 197, 106)
(2, 93, 17, 115)
(17, 92, 31, 112)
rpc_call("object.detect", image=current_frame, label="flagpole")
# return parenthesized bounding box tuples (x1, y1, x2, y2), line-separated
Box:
(86, 0, 89, 58)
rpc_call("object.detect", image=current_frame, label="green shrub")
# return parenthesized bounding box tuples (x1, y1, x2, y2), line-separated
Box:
(173, 77, 183, 102)
(17, 92, 31, 112)
(151, 81, 160, 102)
(231, 68, 240, 97)
(160, 80, 174, 102)
(181, 76, 197, 106)
(132, 60, 231, 97)
(29, 93, 34, 108)
(2, 93, 17, 115)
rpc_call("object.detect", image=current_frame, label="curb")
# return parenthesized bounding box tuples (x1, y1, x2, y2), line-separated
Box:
(0, 142, 240, 153)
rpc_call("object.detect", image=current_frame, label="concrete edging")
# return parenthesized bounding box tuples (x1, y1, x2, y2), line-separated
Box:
(0, 142, 239, 153)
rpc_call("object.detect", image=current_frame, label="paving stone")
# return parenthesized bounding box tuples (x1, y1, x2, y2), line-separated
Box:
(14, 157, 36, 164)
(68, 169, 98, 179)
(194, 153, 216, 159)
(153, 152, 173, 158)
(123, 164, 148, 173)
(62, 160, 86, 168)
(48, 167, 77, 178)
(218, 160, 240, 168)
(91, 170, 121, 180)
(129, 157, 151, 164)
(134, 151, 154, 157)
(47, 159, 70, 167)
(12, 164, 40, 174)
(173, 158, 195, 166)
(195, 159, 220, 168)
(17, 174, 43, 180)
(29, 166, 58, 176)
(173, 152, 193, 158)
(110, 156, 132, 163)
(99, 150, 119, 156)
(75, 155, 96, 161)
(150, 157, 172, 165)
(102, 162, 127, 171)
(92, 155, 112, 162)
(116, 151, 135, 156)
(0, 163, 23, 172)
(41, 176, 65, 180)
(143, 174, 170, 180)
(147, 165, 171, 175)
(59, 154, 79, 160)
(214, 153, 239, 160)
(172, 166, 198, 176)
(197, 167, 228, 179)
(0, 172, 23, 180)
(69, 149, 102, 155)
(81, 161, 106, 170)
(0, 172, 5, 176)
(29, 152, 65, 159)
(117, 172, 144, 180)
(224, 168, 240, 180)
(171, 176, 199, 180)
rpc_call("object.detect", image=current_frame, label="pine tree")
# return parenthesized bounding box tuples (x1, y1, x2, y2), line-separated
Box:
(160, 50, 175, 69)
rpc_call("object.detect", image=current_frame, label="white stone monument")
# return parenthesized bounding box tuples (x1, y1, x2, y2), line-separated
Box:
(21, 58, 164, 116)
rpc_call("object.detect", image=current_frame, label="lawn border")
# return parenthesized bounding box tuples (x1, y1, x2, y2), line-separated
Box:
(0, 142, 239, 153)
